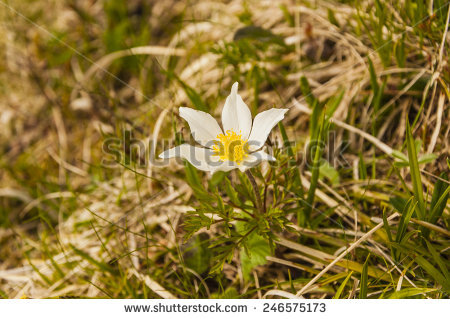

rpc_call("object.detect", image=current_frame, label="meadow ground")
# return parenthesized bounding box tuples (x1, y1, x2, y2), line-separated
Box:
(0, 0, 449, 299)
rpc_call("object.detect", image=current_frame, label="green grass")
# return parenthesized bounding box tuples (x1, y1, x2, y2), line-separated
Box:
(0, 0, 449, 299)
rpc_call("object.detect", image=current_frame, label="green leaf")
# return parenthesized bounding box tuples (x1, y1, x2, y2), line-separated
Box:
(209, 171, 226, 188)
(389, 196, 408, 215)
(360, 255, 370, 299)
(279, 4, 294, 27)
(70, 244, 117, 275)
(395, 198, 416, 243)
(233, 26, 285, 46)
(236, 171, 256, 206)
(327, 8, 340, 27)
(211, 287, 239, 299)
(184, 160, 201, 187)
(358, 153, 367, 180)
(367, 57, 382, 112)
(236, 222, 271, 281)
(427, 174, 449, 226)
(309, 99, 322, 139)
(224, 177, 241, 206)
(406, 119, 425, 219)
(279, 122, 304, 199)
(25, 252, 52, 285)
(299, 76, 317, 108)
(394, 34, 406, 68)
(392, 150, 409, 162)
(414, 139, 422, 155)
(182, 233, 212, 274)
(418, 154, 438, 164)
(319, 160, 340, 186)
(184, 162, 211, 201)
(430, 190, 450, 224)
(424, 239, 449, 280)
(279, 121, 305, 225)
(393, 161, 410, 168)
(209, 243, 236, 274)
(367, 57, 379, 93)
(388, 288, 437, 299)
(415, 255, 450, 293)
(325, 89, 345, 117)
(305, 112, 326, 220)
(183, 211, 214, 240)
(333, 271, 353, 299)
(174, 75, 208, 112)
(373, 79, 386, 115)
(240, 235, 271, 281)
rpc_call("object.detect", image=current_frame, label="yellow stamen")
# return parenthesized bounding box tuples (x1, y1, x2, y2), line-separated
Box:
(212, 130, 249, 164)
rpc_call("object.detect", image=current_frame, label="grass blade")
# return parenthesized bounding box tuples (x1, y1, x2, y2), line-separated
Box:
(415, 255, 450, 293)
(333, 271, 353, 299)
(359, 254, 370, 299)
(395, 197, 416, 243)
(388, 288, 437, 299)
(405, 118, 425, 219)
(304, 113, 325, 220)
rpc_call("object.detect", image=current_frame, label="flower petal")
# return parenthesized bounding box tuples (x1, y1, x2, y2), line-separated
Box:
(159, 144, 239, 173)
(238, 150, 276, 172)
(221, 82, 252, 140)
(179, 107, 223, 148)
(159, 144, 213, 172)
(247, 108, 288, 151)
(209, 156, 239, 174)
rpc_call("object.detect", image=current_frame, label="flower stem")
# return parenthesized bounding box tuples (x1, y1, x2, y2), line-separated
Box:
(245, 170, 264, 215)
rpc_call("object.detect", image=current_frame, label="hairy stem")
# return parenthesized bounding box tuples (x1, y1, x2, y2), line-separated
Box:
(245, 170, 264, 215)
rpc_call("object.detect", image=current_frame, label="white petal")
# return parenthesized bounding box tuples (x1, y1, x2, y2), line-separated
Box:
(238, 150, 276, 172)
(221, 82, 252, 140)
(247, 108, 288, 151)
(209, 156, 239, 174)
(179, 107, 223, 148)
(158, 144, 239, 173)
(158, 144, 212, 172)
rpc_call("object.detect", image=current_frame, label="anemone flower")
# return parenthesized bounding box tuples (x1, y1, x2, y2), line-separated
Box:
(159, 82, 288, 173)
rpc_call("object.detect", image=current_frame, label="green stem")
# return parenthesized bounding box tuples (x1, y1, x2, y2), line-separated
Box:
(245, 170, 264, 215)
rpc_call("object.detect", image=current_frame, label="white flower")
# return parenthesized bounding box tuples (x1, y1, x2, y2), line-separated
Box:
(159, 82, 288, 173)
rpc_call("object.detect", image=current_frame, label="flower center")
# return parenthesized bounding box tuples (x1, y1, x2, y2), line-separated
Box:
(213, 130, 249, 164)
